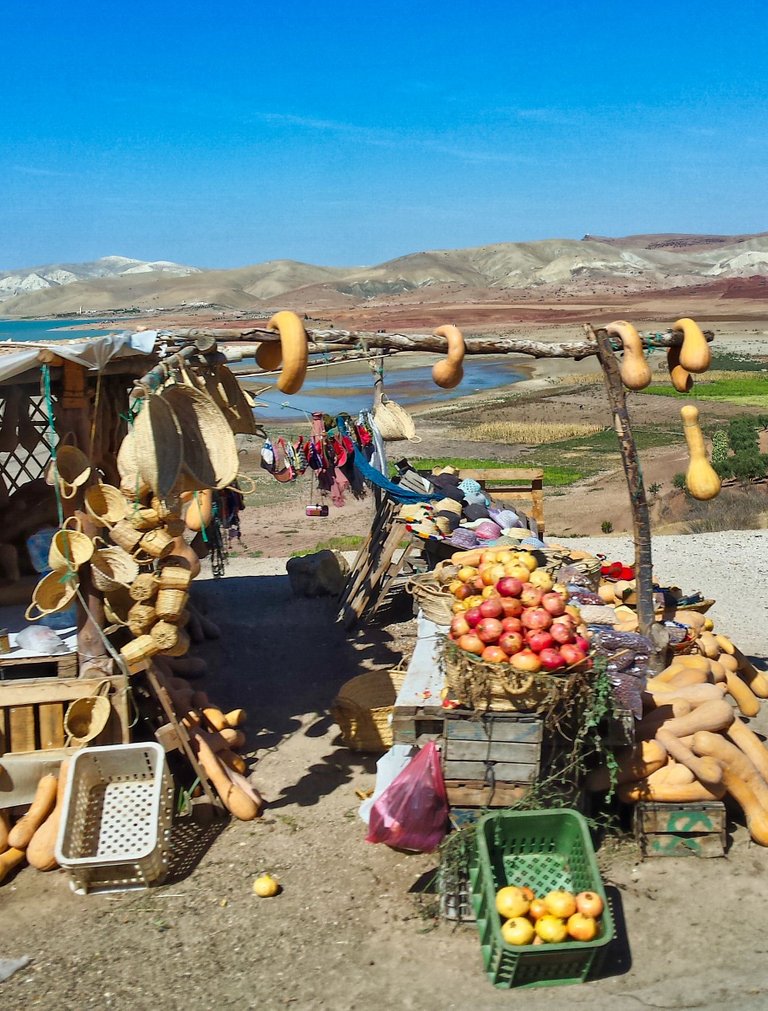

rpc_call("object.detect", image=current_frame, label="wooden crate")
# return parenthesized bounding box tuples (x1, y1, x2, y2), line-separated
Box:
(442, 713, 542, 783)
(0, 649, 78, 681)
(446, 781, 531, 810)
(0, 673, 130, 758)
(634, 801, 727, 858)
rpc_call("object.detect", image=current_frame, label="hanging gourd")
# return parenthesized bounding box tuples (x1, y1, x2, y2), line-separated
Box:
(431, 324, 466, 389)
(606, 320, 652, 390)
(673, 317, 711, 374)
(266, 311, 309, 394)
(680, 405, 721, 500)
(666, 343, 693, 393)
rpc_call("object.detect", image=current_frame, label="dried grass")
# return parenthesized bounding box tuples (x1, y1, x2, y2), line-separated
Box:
(463, 421, 604, 445)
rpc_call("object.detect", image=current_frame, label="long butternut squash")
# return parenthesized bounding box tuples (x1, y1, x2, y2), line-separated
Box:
(673, 317, 711, 374)
(724, 670, 760, 718)
(618, 779, 725, 803)
(656, 728, 723, 787)
(195, 736, 261, 820)
(8, 773, 58, 850)
(692, 731, 768, 845)
(432, 325, 465, 389)
(0, 809, 9, 853)
(660, 698, 734, 738)
(648, 760, 695, 787)
(644, 683, 726, 709)
(635, 700, 692, 739)
(585, 740, 666, 792)
(696, 631, 720, 660)
(607, 320, 652, 390)
(734, 648, 768, 699)
(726, 719, 768, 784)
(0, 847, 26, 884)
(27, 759, 71, 871)
(666, 343, 693, 393)
(681, 405, 721, 501)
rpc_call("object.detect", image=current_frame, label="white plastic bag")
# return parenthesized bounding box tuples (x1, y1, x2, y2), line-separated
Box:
(15, 625, 68, 654)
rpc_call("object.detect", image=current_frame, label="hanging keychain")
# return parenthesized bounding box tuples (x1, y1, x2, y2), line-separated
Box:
(305, 464, 329, 517)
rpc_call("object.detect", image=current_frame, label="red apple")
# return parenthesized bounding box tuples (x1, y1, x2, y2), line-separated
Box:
(574, 634, 591, 654)
(501, 616, 523, 634)
(481, 645, 508, 664)
(465, 606, 483, 628)
(476, 617, 503, 644)
(560, 643, 587, 666)
(539, 647, 566, 671)
(526, 630, 555, 653)
(520, 584, 543, 607)
(453, 583, 472, 601)
(479, 597, 504, 620)
(541, 591, 566, 616)
(499, 597, 524, 618)
(472, 575, 486, 593)
(450, 615, 471, 638)
(521, 607, 552, 630)
(498, 631, 524, 655)
(458, 632, 484, 655)
(550, 621, 576, 645)
(496, 576, 523, 598)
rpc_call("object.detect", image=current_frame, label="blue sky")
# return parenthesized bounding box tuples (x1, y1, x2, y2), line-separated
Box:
(1, 1, 766, 270)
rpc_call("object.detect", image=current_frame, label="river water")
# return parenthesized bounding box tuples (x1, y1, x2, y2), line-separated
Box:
(0, 318, 528, 420)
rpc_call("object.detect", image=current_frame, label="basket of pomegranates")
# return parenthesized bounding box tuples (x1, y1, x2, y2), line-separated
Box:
(441, 547, 593, 713)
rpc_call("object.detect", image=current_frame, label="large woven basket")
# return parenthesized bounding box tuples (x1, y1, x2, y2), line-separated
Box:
(441, 640, 584, 714)
(331, 666, 407, 752)
(161, 385, 239, 490)
(405, 573, 454, 625)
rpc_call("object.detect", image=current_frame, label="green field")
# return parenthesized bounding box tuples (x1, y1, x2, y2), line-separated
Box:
(643, 373, 768, 405)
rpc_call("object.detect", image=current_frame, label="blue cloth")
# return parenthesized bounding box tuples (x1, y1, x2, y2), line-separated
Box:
(353, 452, 438, 503)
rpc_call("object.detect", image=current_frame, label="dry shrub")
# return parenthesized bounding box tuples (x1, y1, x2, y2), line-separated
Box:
(656, 485, 768, 533)
(464, 421, 604, 445)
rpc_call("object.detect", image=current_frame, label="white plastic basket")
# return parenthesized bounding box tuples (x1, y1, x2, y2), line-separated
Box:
(55, 742, 174, 894)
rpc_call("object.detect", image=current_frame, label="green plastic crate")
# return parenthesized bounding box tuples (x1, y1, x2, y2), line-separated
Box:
(469, 808, 614, 989)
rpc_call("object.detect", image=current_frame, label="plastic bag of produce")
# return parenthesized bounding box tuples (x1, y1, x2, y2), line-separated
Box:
(365, 741, 448, 852)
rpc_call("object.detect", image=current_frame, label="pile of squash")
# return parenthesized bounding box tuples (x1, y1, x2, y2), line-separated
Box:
(157, 669, 263, 822)
(588, 614, 768, 845)
(0, 760, 71, 884)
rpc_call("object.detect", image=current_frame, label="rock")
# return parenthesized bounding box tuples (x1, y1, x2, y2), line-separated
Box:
(286, 550, 350, 598)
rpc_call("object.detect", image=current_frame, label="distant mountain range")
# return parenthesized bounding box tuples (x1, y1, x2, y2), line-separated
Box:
(1, 233, 767, 317)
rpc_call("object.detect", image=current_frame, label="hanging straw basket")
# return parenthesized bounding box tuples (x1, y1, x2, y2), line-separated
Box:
(48, 517, 95, 572)
(64, 681, 113, 747)
(85, 483, 129, 528)
(331, 665, 407, 752)
(158, 565, 192, 591)
(25, 569, 79, 621)
(129, 573, 159, 602)
(405, 573, 454, 625)
(128, 602, 158, 637)
(372, 395, 421, 443)
(117, 430, 152, 501)
(128, 506, 162, 531)
(46, 445, 91, 500)
(137, 527, 175, 561)
(120, 634, 160, 671)
(161, 385, 239, 491)
(155, 588, 189, 622)
(200, 364, 259, 436)
(90, 545, 140, 594)
(104, 586, 132, 630)
(441, 640, 587, 714)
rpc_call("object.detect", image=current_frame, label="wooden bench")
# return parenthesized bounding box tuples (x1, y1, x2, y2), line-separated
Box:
(457, 468, 544, 535)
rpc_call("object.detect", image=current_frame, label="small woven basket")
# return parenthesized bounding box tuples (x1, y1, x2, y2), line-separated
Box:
(331, 666, 407, 752)
(91, 545, 140, 593)
(405, 573, 454, 625)
(129, 573, 159, 603)
(372, 396, 421, 443)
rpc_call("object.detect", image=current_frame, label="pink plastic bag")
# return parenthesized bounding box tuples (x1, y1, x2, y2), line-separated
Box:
(365, 741, 448, 852)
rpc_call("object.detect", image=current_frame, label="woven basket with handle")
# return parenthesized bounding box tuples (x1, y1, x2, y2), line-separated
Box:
(405, 572, 454, 625)
(331, 665, 407, 752)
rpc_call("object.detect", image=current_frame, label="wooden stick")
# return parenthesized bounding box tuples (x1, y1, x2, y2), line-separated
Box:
(586, 324, 659, 648)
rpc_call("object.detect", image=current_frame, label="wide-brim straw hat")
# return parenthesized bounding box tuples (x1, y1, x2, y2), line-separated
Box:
(161, 385, 239, 490)
(132, 394, 183, 499)
(199, 364, 258, 436)
(435, 497, 463, 516)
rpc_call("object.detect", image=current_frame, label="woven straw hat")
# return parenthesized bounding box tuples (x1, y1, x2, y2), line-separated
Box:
(132, 395, 183, 499)
(161, 385, 239, 490)
(435, 497, 463, 516)
(372, 395, 421, 443)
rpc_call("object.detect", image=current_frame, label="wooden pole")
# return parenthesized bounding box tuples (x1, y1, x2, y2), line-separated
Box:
(586, 325, 668, 665)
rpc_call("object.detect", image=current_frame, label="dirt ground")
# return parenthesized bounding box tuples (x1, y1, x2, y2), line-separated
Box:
(2, 539, 768, 1011)
(2, 315, 768, 1009)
